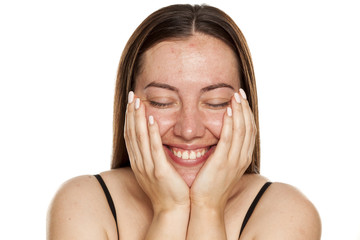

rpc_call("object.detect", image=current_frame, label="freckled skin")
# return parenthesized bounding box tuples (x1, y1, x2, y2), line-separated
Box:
(48, 34, 321, 240)
(134, 34, 240, 186)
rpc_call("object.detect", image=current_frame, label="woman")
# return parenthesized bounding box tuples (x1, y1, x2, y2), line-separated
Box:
(47, 4, 321, 239)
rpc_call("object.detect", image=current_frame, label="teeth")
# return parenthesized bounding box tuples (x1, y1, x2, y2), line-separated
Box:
(182, 151, 189, 160)
(170, 147, 208, 160)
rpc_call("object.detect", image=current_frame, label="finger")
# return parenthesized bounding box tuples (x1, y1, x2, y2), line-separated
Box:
(210, 106, 233, 167)
(125, 93, 144, 172)
(228, 92, 246, 164)
(134, 98, 154, 174)
(248, 109, 257, 158)
(147, 115, 170, 177)
(125, 92, 138, 171)
(238, 89, 256, 162)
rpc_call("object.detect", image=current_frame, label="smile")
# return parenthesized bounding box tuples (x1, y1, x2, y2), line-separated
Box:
(170, 147, 208, 160)
(163, 145, 216, 167)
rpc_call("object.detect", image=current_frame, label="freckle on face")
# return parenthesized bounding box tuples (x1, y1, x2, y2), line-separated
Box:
(134, 34, 240, 185)
(135, 34, 239, 141)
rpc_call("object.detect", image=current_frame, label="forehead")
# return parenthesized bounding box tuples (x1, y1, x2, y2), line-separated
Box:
(135, 34, 240, 90)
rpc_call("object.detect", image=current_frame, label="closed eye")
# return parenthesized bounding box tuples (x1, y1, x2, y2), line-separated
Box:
(149, 101, 173, 108)
(205, 101, 230, 109)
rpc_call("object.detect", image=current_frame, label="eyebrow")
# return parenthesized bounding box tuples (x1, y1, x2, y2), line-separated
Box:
(144, 82, 178, 92)
(200, 83, 234, 92)
(144, 81, 235, 92)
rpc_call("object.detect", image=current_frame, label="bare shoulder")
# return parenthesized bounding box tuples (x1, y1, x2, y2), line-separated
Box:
(250, 182, 321, 240)
(47, 174, 118, 240)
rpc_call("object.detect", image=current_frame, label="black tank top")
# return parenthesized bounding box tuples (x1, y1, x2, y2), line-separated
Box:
(94, 174, 272, 239)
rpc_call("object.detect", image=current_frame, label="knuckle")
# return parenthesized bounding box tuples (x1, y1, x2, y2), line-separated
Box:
(234, 125, 245, 138)
(126, 128, 135, 139)
(243, 102, 251, 111)
(151, 145, 161, 156)
(135, 131, 144, 144)
(152, 145, 165, 160)
(149, 124, 157, 136)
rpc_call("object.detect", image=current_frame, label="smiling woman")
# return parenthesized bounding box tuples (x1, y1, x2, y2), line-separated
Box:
(133, 35, 241, 186)
(47, 4, 321, 240)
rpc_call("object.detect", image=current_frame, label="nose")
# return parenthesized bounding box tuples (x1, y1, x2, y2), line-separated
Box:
(173, 106, 205, 140)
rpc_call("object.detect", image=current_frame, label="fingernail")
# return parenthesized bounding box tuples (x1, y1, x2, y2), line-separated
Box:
(234, 92, 241, 103)
(135, 98, 140, 109)
(149, 115, 154, 125)
(227, 107, 232, 116)
(239, 88, 247, 100)
(128, 91, 134, 103)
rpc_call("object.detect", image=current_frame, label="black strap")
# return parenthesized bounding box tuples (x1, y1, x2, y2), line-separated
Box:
(239, 182, 272, 237)
(94, 174, 120, 240)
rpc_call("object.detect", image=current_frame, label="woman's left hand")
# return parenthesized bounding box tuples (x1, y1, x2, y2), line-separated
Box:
(190, 89, 257, 211)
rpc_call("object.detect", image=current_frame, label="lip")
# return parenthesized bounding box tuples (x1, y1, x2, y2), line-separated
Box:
(163, 144, 216, 167)
(163, 143, 215, 150)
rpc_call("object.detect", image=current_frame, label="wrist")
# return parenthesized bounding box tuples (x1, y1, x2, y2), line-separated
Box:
(153, 203, 190, 217)
(146, 204, 190, 240)
(190, 197, 227, 214)
(190, 203, 224, 218)
(187, 203, 227, 239)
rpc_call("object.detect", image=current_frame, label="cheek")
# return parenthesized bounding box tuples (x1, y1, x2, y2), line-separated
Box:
(145, 106, 225, 139)
(201, 111, 225, 139)
(144, 108, 177, 136)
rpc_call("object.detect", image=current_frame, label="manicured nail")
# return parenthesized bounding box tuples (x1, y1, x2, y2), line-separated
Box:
(234, 92, 241, 103)
(135, 98, 140, 109)
(239, 88, 247, 100)
(128, 91, 134, 103)
(149, 115, 154, 125)
(227, 107, 232, 116)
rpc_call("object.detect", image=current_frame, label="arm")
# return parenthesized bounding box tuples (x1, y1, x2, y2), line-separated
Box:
(187, 90, 255, 239)
(254, 183, 322, 240)
(125, 92, 190, 240)
(145, 206, 190, 239)
(47, 176, 110, 240)
(187, 204, 227, 239)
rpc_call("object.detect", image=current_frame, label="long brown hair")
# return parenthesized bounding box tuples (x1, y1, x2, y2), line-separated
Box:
(112, 4, 260, 174)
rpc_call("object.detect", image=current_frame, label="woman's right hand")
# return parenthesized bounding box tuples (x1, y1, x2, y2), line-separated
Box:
(124, 91, 190, 214)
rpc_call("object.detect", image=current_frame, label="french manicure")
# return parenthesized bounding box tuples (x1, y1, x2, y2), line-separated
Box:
(135, 98, 140, 109)
(128, 91, 134, 103)
(149, 115, 154, 125)
(239, 88, 247, 100)
(227, 107, 232, 116)
(234, 92, 241, 103)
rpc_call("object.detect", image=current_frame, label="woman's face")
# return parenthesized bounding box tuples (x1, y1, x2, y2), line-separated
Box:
(134, 34, 240, 186)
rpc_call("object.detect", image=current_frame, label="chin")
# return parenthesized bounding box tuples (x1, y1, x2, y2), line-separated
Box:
(162, 144, 216, 187)
(182, 172, 196, 187)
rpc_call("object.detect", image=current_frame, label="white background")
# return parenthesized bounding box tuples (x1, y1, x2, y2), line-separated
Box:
(0, 0, 359, 239)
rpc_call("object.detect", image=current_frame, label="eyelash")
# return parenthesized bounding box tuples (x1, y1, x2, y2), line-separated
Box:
(206, 101, 230, 108)
(149, 101, 230, 109)
(149, 101, 172, 108)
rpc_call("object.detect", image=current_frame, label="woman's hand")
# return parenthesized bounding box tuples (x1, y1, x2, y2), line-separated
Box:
(124, 91, 190, 214)
(190, 89, 257, 211)
(187, 89, 256, 239)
